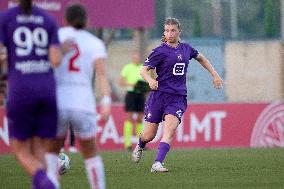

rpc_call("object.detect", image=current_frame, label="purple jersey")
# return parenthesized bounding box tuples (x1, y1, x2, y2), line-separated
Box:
(0, 6, 59, 140)
(0, 5, 59, 98)
(144, 42, 198, 95)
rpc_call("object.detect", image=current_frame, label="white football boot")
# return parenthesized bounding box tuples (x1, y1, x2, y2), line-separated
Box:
(150, 161, 169, 173)
(132, 144, 144, 163)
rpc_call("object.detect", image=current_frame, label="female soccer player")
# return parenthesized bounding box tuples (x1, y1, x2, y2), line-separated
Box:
(0, 0, 62, 188)
(132, 17, 223, 172)
(54, 4, 111, 189)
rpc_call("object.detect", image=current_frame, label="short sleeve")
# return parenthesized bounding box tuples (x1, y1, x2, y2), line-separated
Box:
(121, 64, 129, 77)
(58, 28, 65, 43)
(144, 48, 162, 69)
(58, 27, 71, 43)
(48, 18, 59, 46)
(91, 39, 107, 61)
(189, 45, 199, 59)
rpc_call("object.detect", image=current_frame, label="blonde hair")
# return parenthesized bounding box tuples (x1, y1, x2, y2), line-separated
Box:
(164, 17, 181, 30)
(161, 17, 182, 42)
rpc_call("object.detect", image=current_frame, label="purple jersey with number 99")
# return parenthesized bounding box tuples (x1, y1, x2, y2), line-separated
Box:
(0, 5, 59, 140)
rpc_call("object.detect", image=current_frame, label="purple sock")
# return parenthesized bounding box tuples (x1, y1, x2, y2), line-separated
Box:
(155, 142, 170, 163)
(32, 169, 56, 189)
(138, 138, 147, 148)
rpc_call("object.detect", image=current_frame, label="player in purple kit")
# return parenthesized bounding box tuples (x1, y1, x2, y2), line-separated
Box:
(0, 0, 61, 188)
(132, 18, 223, 172)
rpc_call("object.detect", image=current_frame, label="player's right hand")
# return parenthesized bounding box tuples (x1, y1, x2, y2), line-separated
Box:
(148, 79, 158, 90)
(213, 73, 223, 89)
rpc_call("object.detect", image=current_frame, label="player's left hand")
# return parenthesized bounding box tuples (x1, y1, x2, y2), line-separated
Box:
(213, 73, 223, 89)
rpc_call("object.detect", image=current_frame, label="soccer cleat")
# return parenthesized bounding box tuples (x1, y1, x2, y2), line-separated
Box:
(150, 161, 169, 173)
(132, 144, 144, 163)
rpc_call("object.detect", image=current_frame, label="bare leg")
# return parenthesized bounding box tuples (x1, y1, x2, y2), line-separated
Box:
(155, 114, 179, 164)
(161, 114, 180, 144)
(150, 114, 180, 172)
(11, 138, 57, 188)
(11, 139, 44, 176)
(79, 138, 96, 159)
(140, 121, 159, 143)
(132, 121, 159, 163)
(31, 137, 45, 164)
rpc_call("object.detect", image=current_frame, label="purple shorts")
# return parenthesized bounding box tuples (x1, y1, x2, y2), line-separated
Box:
(7, 94, 57, 141)
(144, 90, 187, 123)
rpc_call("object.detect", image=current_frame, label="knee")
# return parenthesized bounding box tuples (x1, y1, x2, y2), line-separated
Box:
(137, 113, 144, 123)
(11, 147, 25, 156)
(126, 118, 134, 123)
(11, 140, 28, 154)
(79, 139, 96, 159)
(11, 142, 30, 161)
(136, 117, 143, 123)
(11, 144, 20, 154)
(125, 113, 134, 122)
(140, 133, 155, 143)
(161, 132, 175, 144)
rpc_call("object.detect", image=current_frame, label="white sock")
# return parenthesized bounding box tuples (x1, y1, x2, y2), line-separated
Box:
(45, 153, 60, 189)
(84, 155, 105, 189)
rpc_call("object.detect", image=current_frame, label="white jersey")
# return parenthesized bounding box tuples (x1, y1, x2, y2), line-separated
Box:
(55, 27, 107, 113)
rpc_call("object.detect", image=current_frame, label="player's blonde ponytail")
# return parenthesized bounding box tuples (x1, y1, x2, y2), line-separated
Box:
(161, 34, 166, 42)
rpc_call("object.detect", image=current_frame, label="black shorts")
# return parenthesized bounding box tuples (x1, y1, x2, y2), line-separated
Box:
(124, 91, 145, 112)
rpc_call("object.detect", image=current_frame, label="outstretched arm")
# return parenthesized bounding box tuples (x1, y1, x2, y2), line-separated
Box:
(194, 53, 223, 89)
(140, 66, 158, 90)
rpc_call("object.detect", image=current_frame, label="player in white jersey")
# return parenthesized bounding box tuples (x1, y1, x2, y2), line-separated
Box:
(56, 28, 106, 115)
(53, 4, 111, 189)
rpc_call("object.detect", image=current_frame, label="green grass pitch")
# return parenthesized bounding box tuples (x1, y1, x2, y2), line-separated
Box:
(0, 148, 283, 189)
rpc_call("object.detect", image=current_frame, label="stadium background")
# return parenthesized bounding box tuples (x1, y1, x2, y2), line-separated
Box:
(0, 0, 283, 152)
(0, 1, 283, 189)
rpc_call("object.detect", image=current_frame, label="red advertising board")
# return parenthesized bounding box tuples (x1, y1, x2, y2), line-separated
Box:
(1, 103, 284, 154)
(0, 0, 154, 28)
